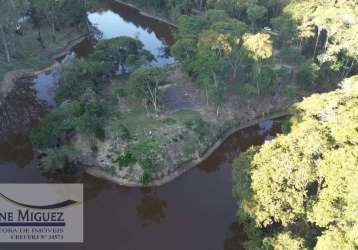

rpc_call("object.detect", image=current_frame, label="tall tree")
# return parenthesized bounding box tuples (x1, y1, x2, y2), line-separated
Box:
(0, 0, 27, 63)
(130, 67, 167, 112)
(243, 32, 273, 95)
(233, 76, 358, 249)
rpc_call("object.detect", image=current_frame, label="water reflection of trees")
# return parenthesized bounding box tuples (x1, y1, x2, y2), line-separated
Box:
(223, 222, 244, 250)
(136, 188, 168, 226)
(0, 79, 47, 143)
(0, 79, 47, 165)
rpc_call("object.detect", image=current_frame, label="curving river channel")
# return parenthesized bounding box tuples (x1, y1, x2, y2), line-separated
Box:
(0, 1, 282, 249)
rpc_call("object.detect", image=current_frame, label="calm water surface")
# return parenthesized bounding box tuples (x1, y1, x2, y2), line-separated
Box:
(0, 118, 282, 250)
(0, 1, 281, 249)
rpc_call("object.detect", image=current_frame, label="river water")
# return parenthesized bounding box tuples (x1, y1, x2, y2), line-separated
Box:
(0, 1, 282, 249)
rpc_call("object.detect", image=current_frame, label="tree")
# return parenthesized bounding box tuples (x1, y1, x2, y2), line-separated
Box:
(170, 38, 197, 72)
(246, 4, 267, 28)
(284, 0, 358, 75)
(91, 37, 153, 74)
(296, 61, 319, 87)
(243, 33, 273, 95)
(130, 67, 167, 112)
(193, 30, 230, 109)
(270, 14, 297, 46)
(207, 0, 258, 19)
(0, 0, 27, 63)
(263, 232, 307, 250)
(29, 0, 87, 39)
(210, 18, 248, 37)
(176, 15, 207, 40)
(233, 76, 358, 249)
(55, 37, 154, 104)
(55, 58, 107, 103)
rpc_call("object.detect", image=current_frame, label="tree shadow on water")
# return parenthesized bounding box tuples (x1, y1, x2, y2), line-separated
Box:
(223, 222, 245, 250)
(136, 188, 168, 227)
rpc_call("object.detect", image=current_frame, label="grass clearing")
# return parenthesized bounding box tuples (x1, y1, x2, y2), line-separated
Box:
(0, 26, 86, 81)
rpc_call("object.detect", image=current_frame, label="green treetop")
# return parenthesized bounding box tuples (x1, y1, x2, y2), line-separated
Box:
(233, 75, 358, 249)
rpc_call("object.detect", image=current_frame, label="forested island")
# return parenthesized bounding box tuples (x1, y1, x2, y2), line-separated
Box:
(0, 0, 357, 249)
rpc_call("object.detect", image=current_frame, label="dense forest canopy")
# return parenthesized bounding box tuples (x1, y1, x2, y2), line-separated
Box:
(233, 76, 358, 249)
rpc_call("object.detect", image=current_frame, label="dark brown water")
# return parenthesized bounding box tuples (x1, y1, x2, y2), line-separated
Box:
(0, 118, 282, 250)
(0, 1, 283, 249)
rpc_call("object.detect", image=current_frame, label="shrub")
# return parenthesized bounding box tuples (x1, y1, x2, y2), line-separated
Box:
(55, 58, 106, 103)
(115, 139, 163, 183)
(41, 146, 78, 172)
(31, 109, 66, 148)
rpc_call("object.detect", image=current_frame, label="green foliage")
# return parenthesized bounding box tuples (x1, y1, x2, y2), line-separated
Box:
(297, 61, 319, 87)
(170, 38, 197, 68)
(55, 37, 153, 104)
(63, 90, 107, 138)
(239, 83, 257, 98)
(29, 0, 86, 30)
(120, 139, 163, 183)
(116, 151, 136, 169)
(270, 14, 297, 45)
(233, 76, 358, 249)
(263, 232, 307, 250)
(109, 117, 132, 141)
(280, 47, 304, 65)
(184, 116, 209, 141)
(90, 37, 153, 73)
(246, 4, 267, 27)
(283, 85, 298, 99)
(281, 115, 294, 134)
(130, 67, 167, 112)
(41, 146, 78, 172)
(276, 66, 292, 83)
(111, 82, 127, 97)
(173, 9, 249, 87)
(285, 0, 358, 73)
(210, 19, 248, 36)
(256, 65, 275, 94)
(32, 89, 107, 149)
(243, 33, 273, 61)
(31, 108, 67, 148)
(115, 139, 163, 182)
(33, 36, 151, 156)
(55, 58, 107, 103)
(176, 15, 207, 39)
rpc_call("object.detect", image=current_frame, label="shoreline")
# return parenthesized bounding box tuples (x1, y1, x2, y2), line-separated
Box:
(1, 0, 174, 103)
(114, 0, 178, 28)
(0, 63, 59, 103)
(0, 33, 89, 103)
(86, 110, 290, 187)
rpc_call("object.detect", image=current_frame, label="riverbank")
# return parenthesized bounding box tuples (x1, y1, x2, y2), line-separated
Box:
(29, 1, 298, 187)
(0, 64, 59, 103)
(114, 0, 178, 27)
(0, 32, 89, 103)
(86, 108, 290, 187)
